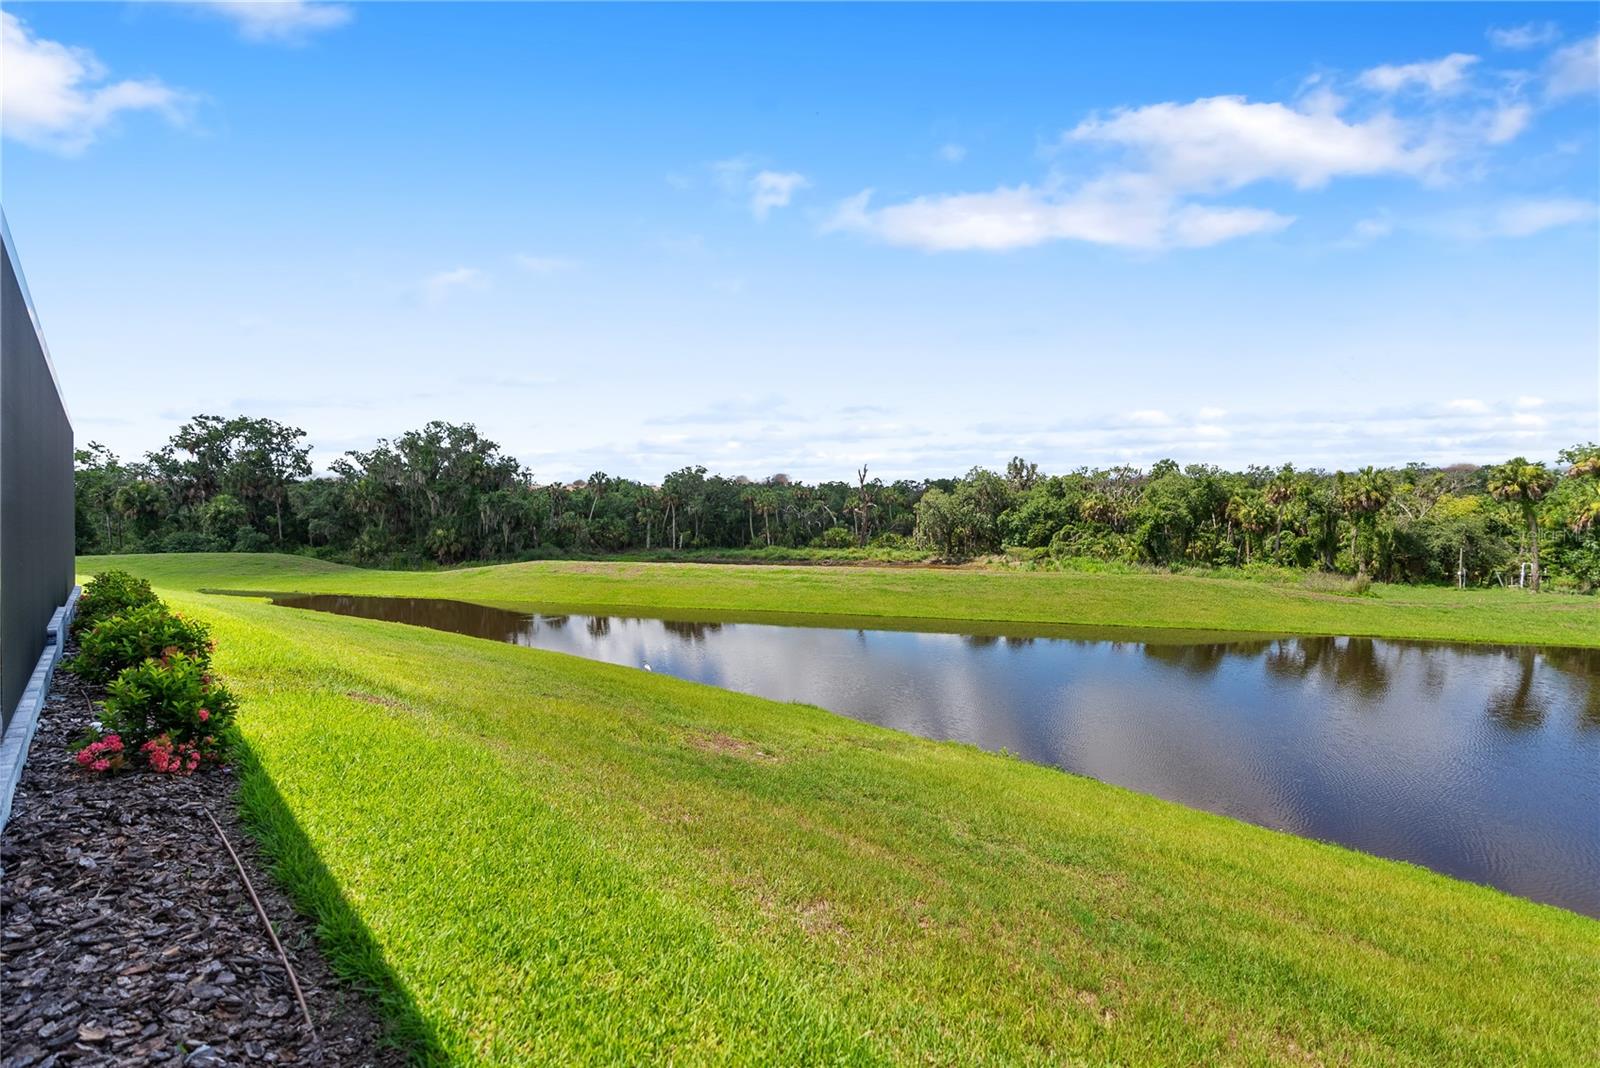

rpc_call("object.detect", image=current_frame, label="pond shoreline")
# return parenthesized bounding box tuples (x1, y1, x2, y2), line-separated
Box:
(252, 592, 1600, 918)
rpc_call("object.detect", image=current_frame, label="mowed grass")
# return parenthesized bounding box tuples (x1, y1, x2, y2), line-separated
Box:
(77, 555, 1598, 1064)
(83, 552, 1600, 648)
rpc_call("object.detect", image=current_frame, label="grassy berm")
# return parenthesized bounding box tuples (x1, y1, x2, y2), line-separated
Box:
(74, 555, 1600, 1065)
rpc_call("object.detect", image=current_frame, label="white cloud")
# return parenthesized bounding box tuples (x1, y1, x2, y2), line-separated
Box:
(938, 142, 967, 163)
(1545, 35, 1599, 100)
(418, 267, 486, 305)
(513, 254, 575, 274)
(1068, 95, 1451, 190)
(1365, 198, 1596, 243)
(1198, 407, 1228, 421)
(1358, 53, 1479, 95)
(828, 53, 1565, 256)
(1488, 23, 1560, 51)
(1484, 103, 1532, 144)
(711, 158, 810, 218)
(827, 177, 1292, 252)
(1, 11, 189, 154)
(1515, 396, 1545, 409)
(1293, 74, 1347, 118)
(548, 397, 1596, 483)
(1166, 201, 1293, 246)
(1485, 197, 1599, 237)
(1127, 409, 1173, 426)
(1448, 398, 1489, 413)
(832, 92, 1436, 253)
(185, 1, 352, 43)
(749, 170, 809, 218)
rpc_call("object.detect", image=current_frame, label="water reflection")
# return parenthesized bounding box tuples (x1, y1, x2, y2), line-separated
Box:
(1143, 640, 1238, 678)
(662, 620, 723, 642)
(1486, 649, 1547, 730)
(264, 592, 1600, 917)
(1259, 637, 1393, 697)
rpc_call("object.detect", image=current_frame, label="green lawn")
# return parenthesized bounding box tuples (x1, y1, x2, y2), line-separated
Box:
(82, 552, 1600, 647)
(75, 555, 1600, 1065)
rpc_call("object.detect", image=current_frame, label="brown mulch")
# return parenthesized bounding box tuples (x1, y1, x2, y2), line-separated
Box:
(1, 654, 400, 1067)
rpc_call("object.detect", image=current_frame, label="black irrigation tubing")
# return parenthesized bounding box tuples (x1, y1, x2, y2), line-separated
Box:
(63, 631, 319, 1046)
(202, 807, 319, 1044)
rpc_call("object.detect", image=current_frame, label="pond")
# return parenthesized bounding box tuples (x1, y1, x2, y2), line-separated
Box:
(263, 593, 1600, 917)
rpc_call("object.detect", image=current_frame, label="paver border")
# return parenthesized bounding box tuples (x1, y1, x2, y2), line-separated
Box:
(0, 585, 80, 834)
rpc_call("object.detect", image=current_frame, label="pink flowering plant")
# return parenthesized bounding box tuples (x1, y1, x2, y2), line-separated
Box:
(87, 650, 239, 772)
(73, 733, 126, 773)
(67, 579, 241, 776)
(140, 735, 206, 775)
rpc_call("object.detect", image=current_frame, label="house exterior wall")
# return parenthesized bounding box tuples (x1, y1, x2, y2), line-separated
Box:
(2, 216, 74, 728)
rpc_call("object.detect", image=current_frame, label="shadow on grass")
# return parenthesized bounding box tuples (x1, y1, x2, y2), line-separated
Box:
(232, 742, 448, 1065)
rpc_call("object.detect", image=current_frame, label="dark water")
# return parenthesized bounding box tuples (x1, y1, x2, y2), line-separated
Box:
(268, 593, 1600, 917)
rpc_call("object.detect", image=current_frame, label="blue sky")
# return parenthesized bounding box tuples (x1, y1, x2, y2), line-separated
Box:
(3, 2, 1597, 481)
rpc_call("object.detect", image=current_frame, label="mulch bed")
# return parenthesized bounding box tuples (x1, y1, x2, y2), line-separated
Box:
(1, 652, 399, 1067)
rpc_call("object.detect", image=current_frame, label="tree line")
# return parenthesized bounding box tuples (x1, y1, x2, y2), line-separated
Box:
(75, 415, 1600, 591)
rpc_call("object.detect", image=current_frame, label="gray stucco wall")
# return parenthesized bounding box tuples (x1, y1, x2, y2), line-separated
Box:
(2, 220, 74, 728)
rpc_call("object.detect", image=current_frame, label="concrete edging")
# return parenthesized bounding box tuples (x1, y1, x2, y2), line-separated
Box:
(0, 585, 81, 832)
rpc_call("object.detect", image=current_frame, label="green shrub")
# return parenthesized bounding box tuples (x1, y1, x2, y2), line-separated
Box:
(1041, 552, 1144, 576)
(101, 651, 237, 756)
(72, 570, 160, 635)
(70, 603, 213, 683)
(811, 527, 856, 549)
(1298, 570, 1374, 597)
(232, 528, 273, 552)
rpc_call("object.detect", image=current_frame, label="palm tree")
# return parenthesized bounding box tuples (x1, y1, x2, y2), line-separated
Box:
(635, 488, 660, 550)
(1563, 448, 1600, 535)
(1487, 458, 1555, 590)
(1303, 483, 1340, 571)
(1335, 467, 1392, 577)
(1226, 494, 1270, 564)
(1567, 453, 1600, 479)
(755, 489, 779, 546)
(114, 480, 164, 540)
(1264, 466, 1296, 558)
(1568, 483, 1600, 535)
(740, 487, 757, 544)
(586, 471, 611, 522)
(660, 486, 681, 550)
